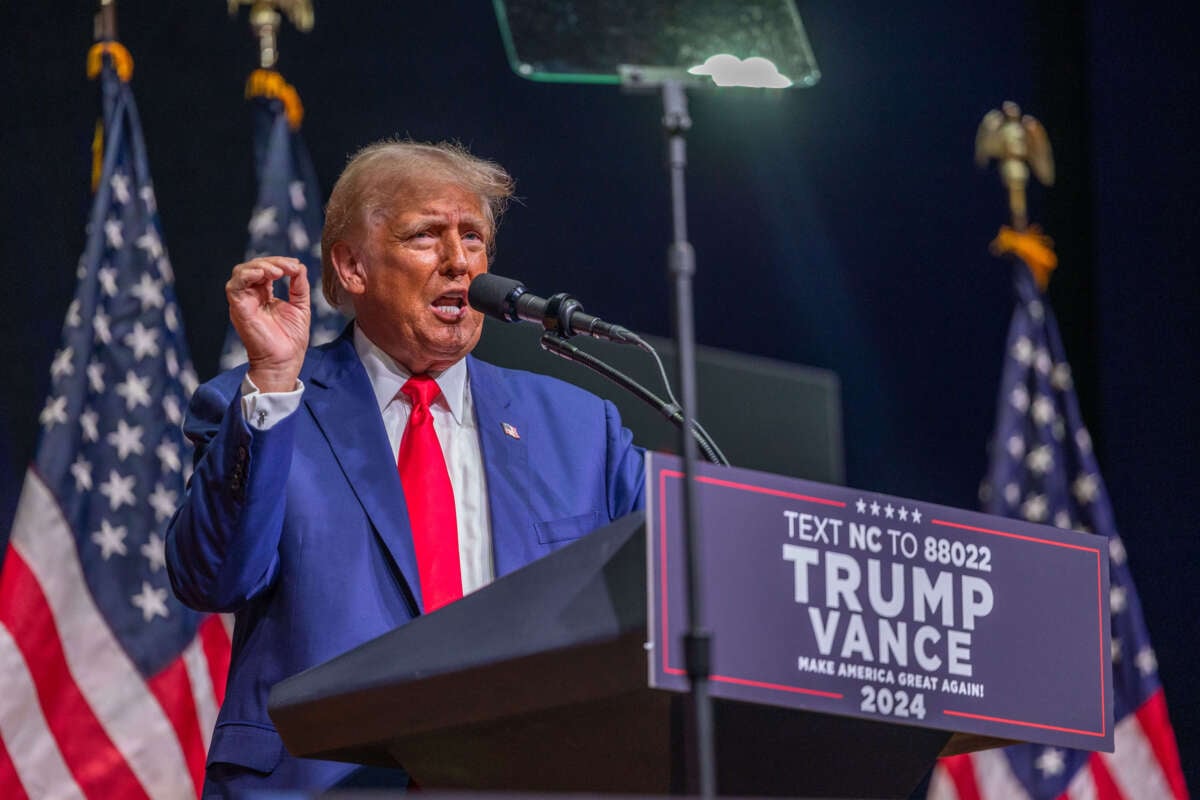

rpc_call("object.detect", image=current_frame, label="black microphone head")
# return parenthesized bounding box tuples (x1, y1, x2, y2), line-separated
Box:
(468, 273, 525, 322)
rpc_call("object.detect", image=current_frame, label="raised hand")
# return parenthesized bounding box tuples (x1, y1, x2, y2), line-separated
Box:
(225, 256, 311, 393)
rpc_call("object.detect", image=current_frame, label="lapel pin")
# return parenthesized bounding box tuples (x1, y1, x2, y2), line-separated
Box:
(502, 422, 520, 440)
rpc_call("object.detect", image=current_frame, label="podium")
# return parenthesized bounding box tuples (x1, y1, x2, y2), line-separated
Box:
(269, 457, 1113, 799)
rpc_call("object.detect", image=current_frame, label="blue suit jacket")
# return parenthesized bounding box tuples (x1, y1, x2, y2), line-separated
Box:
(166, 331, 645, 797)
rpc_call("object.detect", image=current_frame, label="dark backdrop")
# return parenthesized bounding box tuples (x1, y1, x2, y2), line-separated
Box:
(2, 1, 1195, 790)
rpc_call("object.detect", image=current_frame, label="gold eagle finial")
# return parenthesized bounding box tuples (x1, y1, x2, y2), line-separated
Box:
(227, 0, 314, 69)
(975, 101, 1055, 231)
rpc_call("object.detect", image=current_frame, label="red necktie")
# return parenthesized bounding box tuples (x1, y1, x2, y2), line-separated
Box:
(397, 375, 462, 612)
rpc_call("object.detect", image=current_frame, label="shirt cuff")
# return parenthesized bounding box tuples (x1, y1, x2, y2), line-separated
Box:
(240, 374, 304, 430)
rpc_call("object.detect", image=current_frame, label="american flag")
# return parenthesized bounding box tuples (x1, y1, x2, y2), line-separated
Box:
(220, 69, 343, 371)
(0, 45, 230, 798)
(927, 263, 1188, 799)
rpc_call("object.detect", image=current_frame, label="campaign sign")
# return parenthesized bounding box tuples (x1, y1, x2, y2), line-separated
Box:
(647, 453, 1114, 752)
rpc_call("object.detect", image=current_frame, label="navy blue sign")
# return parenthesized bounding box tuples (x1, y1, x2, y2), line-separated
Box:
(647, 454, 1114, 752)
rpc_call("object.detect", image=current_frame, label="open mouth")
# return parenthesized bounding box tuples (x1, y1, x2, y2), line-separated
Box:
(431, 293, 467, 321)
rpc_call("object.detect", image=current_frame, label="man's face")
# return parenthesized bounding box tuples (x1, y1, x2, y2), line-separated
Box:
(344, 182, 490, 374)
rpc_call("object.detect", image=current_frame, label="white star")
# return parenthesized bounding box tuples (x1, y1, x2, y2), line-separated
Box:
(221, 340, 248, 371)
(1011, 336, 1033, 365)
(311, 323, 339, 347)
(140, 184, 156, 213)
(884, 503, 895, 519)
(91, 519, 128, 559)
(106, 419, 145, 460)
(1051, 363, 1073, 391)
(1054, 510, 1072, 529)
(135, 229, 163, 261)
(66, 299, 82, 327)
(123, 322, 160, 361)
(1026, 445, 1054, 475)
(1075, 428, 1092, 453)
(164, 303, 179, 332)
(1006, 434, 1026, 459)
(1034, 747, 1064, 777)
(1031, 395, 1056, 426)
(1052, 419, 1066, 441)
(1109, 537, 1127, 566)
(115, 371, 152, 410)
(163, 395, 182, 425)
(141, 534, 167, 572)
(98, 469, 137, 511)
(288, 220, 309, 251)
(51, 346, 74, 379)
(147, 482, 178, 522)
(94, 309, 112, 344)
(1034, 348, 1052, 376)
(156, 439, 182, 473)
(855, 498, 867, 514)
(98, 266, 119, 296)
(869, 500, 880, 516)
(1135, 647, 1157, 677)
(157, 257, 174, 283)
(110, 171, 131, 204)
(39, 396, 68, 429)
(180, 368, 198, 397)
(248, 206, 279, 239)
(130, 272, 165, 310)
(1027, 299, 1044, 321)
(1110, 585, 1128, 614)
(1004, 482, 1021, 506)
(103, 218, 124, 249)
(898, 506, 909, 521)
(1010, 384, 1030, 413)
(80, 409, 100, 442)
(131, 581, 170, 622)
(70, 455, 93, 491)
(1073, 473, 1099, 505)
(289, 181, 307, 210)
(87, 362, 105, 392)
(1112, 637, 1122, 663)
(1021, 493, 1048, 522)
(910, 508, 922, 524)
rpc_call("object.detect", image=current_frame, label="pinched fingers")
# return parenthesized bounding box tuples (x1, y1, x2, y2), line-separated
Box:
(226, 257, 305, 300)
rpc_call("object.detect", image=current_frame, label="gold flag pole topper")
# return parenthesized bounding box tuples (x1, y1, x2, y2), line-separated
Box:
(976, 101, 1058, 290)
(227, 0, 314, 70)
(228, 0, 314, 129)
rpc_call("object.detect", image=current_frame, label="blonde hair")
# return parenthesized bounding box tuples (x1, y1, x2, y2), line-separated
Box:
(320, 139, 515, 311)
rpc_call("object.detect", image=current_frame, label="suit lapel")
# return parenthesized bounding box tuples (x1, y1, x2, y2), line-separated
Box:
(303, 335, 423, 614)
(468, 356, 533, 577)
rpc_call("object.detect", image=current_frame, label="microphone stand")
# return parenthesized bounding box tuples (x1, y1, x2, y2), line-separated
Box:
(662, 78, 717, 800)
(538, 332, 728, 466)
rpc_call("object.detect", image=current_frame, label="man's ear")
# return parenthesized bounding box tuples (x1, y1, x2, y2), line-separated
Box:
(329, 240, 367, 297)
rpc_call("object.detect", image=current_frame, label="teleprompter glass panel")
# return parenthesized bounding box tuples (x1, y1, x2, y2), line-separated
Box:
(493, 0, 819, 88)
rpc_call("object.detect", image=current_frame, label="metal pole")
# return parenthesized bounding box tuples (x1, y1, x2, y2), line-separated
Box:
(662, 79, 716, 800)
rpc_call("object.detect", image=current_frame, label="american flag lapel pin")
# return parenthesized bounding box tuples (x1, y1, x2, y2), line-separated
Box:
(502, 422, 520, 440)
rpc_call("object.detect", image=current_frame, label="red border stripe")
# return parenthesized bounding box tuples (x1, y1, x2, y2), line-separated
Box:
(0, 549, 149, 799)
(1135, 689, 1189, 800)
(939, 754, 983, 800)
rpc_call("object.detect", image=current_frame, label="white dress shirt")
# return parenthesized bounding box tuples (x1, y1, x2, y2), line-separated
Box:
(240, 328, 495, 597)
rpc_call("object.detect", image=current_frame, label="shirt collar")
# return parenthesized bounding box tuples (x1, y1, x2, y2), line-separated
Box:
(353, 325, 469, 424)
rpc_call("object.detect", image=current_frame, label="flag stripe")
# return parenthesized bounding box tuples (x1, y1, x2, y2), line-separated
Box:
(1133, 689, 1188, 800)
(0, 624, 84, 800)
(1103, 701, 1176, 800)
(11, 471, 194, 798)
(1064, 766, 1097, 800)
(939, 754, 984, 800)
(0, 734, 32, 800)
(182, 627, 221, 754)
(1087, 752, 1124, 800)
(0, 546, 148, 799)
(199, 613, 231, 706)
(146, 656, 206, 797)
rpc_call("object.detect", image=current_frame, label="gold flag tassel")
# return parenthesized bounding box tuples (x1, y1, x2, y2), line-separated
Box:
(990, 225, 1058, 292)
(245, 69, 305, 130)
(86, 41, 134, 192)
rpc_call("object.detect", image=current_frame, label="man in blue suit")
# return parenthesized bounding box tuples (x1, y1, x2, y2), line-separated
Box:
(166, 141, 646, 797)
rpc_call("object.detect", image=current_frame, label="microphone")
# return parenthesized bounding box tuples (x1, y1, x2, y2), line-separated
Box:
(468, 273, 639, 345)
